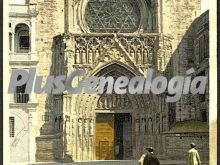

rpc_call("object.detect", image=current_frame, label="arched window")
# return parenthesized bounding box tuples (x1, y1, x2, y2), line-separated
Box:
(85, 0, 141, 33)
(15, 24, 30, 53)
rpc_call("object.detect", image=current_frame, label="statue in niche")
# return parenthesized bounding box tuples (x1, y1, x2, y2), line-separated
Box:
(141, 118, 146, 132)
(107, 95, 112, 109)
(89, 119, 94, 136)
(120, 96, 124, 108)
(124, 97, 129, 107)
(130, 49, 135, 59)
(97, 99, 101, 108)
(104, 97, 108, 109)
(143, 49, 148, 64)
(72, 119, 75, 136)
(135, 118, 140, 133)
(156, 116, 160, 133)
(122, 96, 127, 108)
(88, 49, 93, 64)
(100, 97, 105, 109)
(84, 119, 89, 135)
(78, 118, 82, 136)
(82, 49, 87, 64)
(95, 49, 99, 60)
(111, 95, 114, 108)
(117, 95, 121, 108)
(136, 50, 142, 64)
(125, 100, 129, 108)
(75, 49, 80, 64)
(148, 118, 153, 134)
(145, 118, 148, 133)
(148, 51, 153, 64)
(162, 116, 167, 132)
(106, 96, 110, 109)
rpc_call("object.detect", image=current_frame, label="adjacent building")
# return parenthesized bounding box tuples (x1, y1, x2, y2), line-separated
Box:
(9, 0, 38, 162)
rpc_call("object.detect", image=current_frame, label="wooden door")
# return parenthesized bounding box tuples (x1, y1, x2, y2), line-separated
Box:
(96, 114, 115, 160)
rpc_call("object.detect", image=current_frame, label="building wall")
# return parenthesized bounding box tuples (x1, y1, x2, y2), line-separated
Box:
(165, 11, 209, 123)
(159, 0, 201, 50)
(193, 11, 209, 123)
(10, 108, 29, 162)
(9, 2, 39, 163)
(162, 133, 209, 161)
(163, 11, 209, 161)
(9, 0, 210, 163)
(32, 0, 65, 136)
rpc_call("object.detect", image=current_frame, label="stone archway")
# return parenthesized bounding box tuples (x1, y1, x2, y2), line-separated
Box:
(72, 62, 156, 160)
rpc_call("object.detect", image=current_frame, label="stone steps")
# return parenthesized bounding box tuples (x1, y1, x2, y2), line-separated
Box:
(28, 160, 209, 165)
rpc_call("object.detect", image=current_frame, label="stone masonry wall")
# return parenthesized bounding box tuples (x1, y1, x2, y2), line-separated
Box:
(31, 0, 65, 136)
(160, 0, 201, 51)
(32, 0, 208, 162)
(162, 133, 209, 161)
(31, 0, 66, 161)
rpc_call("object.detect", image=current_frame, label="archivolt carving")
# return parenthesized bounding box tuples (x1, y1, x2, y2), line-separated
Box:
(74, 63, 156, 116)
(97, 92, 132, 110)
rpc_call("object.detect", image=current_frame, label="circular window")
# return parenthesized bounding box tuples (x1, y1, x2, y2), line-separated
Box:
(85, 0, 141, 33)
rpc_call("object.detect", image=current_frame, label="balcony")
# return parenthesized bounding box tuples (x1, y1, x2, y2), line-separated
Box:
(14, 93, 29, 103)
(9, 92, 38, 109)
(9, 52, 38, 65)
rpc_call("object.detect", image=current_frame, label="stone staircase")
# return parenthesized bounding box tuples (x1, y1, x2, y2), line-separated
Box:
(35, 134, 62, 162)
(29, 160, 209, 165)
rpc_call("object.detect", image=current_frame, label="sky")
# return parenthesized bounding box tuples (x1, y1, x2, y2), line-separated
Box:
(11, 0, 209, 13)
(201, 0, 209, 13)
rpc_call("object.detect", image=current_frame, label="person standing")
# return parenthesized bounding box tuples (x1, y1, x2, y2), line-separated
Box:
(187, 143, 202, 165)
(139, 147, 160, 165)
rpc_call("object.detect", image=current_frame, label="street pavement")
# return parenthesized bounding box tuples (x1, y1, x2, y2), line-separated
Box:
(29, 160, 209, 165)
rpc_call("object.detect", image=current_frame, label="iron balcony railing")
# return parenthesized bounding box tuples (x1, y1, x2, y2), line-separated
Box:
(14, 93, 29, 103)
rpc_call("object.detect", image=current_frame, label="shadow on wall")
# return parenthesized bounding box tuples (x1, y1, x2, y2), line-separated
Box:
(36, 37, 67, 162)
(160, 11, 209, 161)
(35, 10, 209, 162)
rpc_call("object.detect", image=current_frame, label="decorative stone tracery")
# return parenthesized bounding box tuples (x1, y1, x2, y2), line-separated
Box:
(97, 93, 132, 110)
(72, 34, 161, 68)
(85, 0, 141, 33)
(77, 0, 153, 33)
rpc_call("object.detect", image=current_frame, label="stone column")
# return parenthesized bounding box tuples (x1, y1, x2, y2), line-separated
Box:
(68, 0, 75, 32)
(11, 32, 15, 53)
(71, 117, 77, 160)
(30, 17, 36, 61)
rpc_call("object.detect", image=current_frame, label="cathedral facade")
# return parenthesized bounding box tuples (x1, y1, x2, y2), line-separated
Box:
(8, 0, 209, 163)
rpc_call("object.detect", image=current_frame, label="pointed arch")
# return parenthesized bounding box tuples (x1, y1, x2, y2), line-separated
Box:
(75, 62, 156, 114)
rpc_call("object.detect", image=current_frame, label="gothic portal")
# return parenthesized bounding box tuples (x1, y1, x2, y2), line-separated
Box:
(31, 0, 209, 162)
